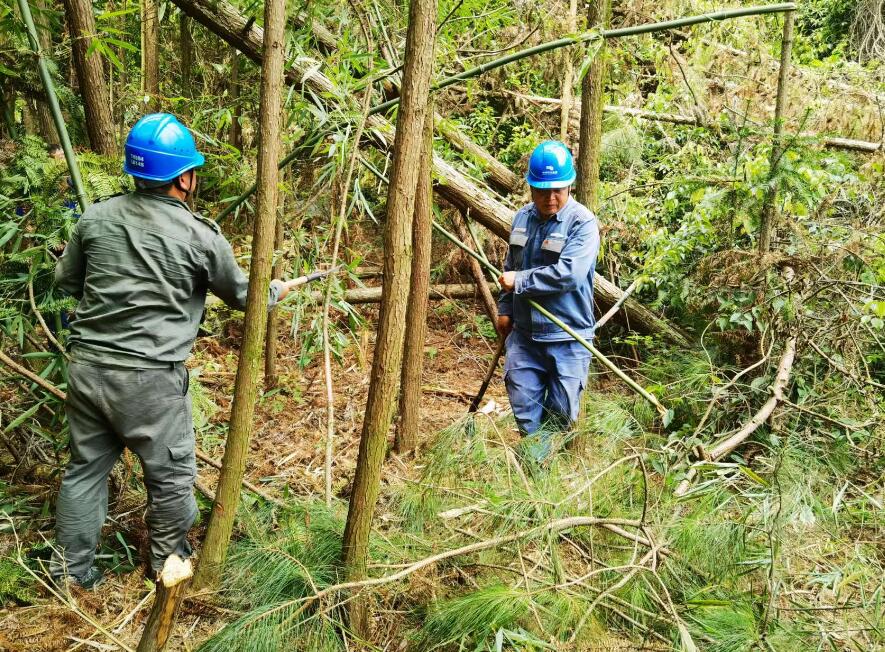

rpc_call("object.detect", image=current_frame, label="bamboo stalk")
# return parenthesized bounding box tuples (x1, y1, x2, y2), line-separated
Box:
(373, 3, 796, 115)
(674, 336, 797, 496)
(430, 221, 667, 417)
(16, 0, 89, 211)
(758, 10, 796, 254)
(595, 277, 641, 330)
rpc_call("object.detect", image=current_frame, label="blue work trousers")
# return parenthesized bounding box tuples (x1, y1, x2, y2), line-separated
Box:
(503, 329, 592, 437)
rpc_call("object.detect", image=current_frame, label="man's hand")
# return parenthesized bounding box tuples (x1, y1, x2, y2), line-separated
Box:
(496, 315, 513, 338)
(498, 271, 517, 292)
(275, 279, 300, 302)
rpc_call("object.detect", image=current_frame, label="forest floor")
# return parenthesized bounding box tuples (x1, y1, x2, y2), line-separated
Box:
(0, 295, 514, 651)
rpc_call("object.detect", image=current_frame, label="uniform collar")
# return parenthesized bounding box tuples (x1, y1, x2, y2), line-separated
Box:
(134, 189, 190, 211)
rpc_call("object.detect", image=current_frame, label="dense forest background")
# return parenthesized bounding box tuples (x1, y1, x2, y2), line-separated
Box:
(0, 0, 883, 650)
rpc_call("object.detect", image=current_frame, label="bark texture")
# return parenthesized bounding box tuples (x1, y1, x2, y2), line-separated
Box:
(136, 556, 192, 652)
(341, 0, 436, 636)
(193, 0, 286, 590)
(559, 0, 578, 143)
(396, 110, 434, 454)
(575, 0, 611, 211)
(62, 0, 116, 155)
(229, 49, 241, 149)
(180, 13, 194, 96)
(758, 10, 794, 254)
(264, 214, 284, 388)
(141, 0, 160, 110)
(451, 208, 497, 324)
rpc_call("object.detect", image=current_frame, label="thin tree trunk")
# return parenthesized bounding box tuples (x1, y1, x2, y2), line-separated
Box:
(559, 0, 578, 144)
(180, 13, 194, 97)
(758, 10, 795, 255)
(141, 0, 160, 111)
(33, 0, 57, 142)
(62, 0, 116, 155)
(136, 556, 192, 652)
(229, 49, 241, 149)
(192, 0, 285, 590)
(451, 208, 497, 324)
(341, 0, 436, 636)
(264, 214, 284, 389)
(575, 0, 611, 211)
(395, 109, 434, 454)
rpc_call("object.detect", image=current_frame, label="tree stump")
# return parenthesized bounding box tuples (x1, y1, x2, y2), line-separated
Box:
(136, 555, 193, 652)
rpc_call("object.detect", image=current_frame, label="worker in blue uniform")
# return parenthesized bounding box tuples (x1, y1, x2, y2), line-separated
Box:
(497, 141, 600, 463)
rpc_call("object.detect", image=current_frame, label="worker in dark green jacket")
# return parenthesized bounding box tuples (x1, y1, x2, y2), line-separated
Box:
(50, 113, 299, 588)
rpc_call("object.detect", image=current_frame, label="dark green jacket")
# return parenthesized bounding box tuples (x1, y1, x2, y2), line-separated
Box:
(55, 191, 281, 365)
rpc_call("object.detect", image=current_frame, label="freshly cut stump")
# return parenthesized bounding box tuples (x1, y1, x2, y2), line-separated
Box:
(137, 555, 193, 652)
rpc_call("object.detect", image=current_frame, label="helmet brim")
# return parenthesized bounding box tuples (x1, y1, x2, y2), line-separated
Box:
(525, 171, 576, 189)
(124, 151, 205, 182)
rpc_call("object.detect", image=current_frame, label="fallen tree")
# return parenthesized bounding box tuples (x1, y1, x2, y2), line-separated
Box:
(172, 0, 692, 348)
(674, 336, 798, 496)
(511, 93, 885, 154)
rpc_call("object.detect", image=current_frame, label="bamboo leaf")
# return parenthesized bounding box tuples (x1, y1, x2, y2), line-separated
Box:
(677, 622, 698, 652)
(104, 37, 137, 52)
(3, 402, 42, 433)
(577, 34, 604, 82)
(96, 7, 138, 20)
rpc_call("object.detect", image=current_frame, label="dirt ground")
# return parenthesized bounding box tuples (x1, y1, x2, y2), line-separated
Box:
(0, 297, 511, 651)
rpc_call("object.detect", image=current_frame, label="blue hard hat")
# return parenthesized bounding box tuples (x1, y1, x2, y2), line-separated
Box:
(123, 113, 205, 182)
(526, 140, 576, 189)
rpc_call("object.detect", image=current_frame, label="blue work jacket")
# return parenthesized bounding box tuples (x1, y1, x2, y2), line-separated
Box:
(497, 196, 600, 342)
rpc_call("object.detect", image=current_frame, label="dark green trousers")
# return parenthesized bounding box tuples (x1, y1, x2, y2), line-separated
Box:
(52, 361, 197, 577)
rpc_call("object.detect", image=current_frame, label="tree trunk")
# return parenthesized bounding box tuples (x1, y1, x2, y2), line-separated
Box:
(451, 208, 497, 324)
(136, 556, 192, 652)
(180, 13, 194, 97)
(559, 0, 578, 144)
(395, 110, 434, 455)
(341, 0, 436, 636)
(62, 0, 116, 155)
(170, 0, 690, 348)
(229, 49, 241, 149)
(264, 213, 284, 388)
(192, 0, 285, 590)
(575, 0, 611, 211)
(758, 10, 794, 255)
(32, 0, 57, 142)
(141, 0, 160, 111)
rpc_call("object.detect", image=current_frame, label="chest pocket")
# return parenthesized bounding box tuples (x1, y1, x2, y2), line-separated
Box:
(510, 229, 528, 248)
(541, 234, 566, 262)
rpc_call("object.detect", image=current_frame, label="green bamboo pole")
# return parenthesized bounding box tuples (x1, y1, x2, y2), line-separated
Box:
(430, 220, 667, 418)
(370, 2, 797, 115)
(16, 0, 89, 212)
(215, 3, 796, 223)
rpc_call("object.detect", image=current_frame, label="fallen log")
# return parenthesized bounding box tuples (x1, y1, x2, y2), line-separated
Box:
(309, 283, 481, 304)
(674, 336, 797, 497)
(511, 92, 884, 154)
(172, 0, 691, 348)
(434, 115, 522, 193)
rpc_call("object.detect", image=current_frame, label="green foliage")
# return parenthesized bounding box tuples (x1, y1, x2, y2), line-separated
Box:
(0, 558, 36, 606)
(414, 584, 532, 650)
(795, 0, 856, 60)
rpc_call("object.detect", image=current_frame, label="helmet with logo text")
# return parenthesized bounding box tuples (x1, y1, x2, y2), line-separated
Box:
(525, 140, 576, 189)
(123, 113, 205, 182)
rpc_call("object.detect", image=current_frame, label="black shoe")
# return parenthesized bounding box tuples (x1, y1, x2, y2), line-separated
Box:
(52, 566, 105, 591)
